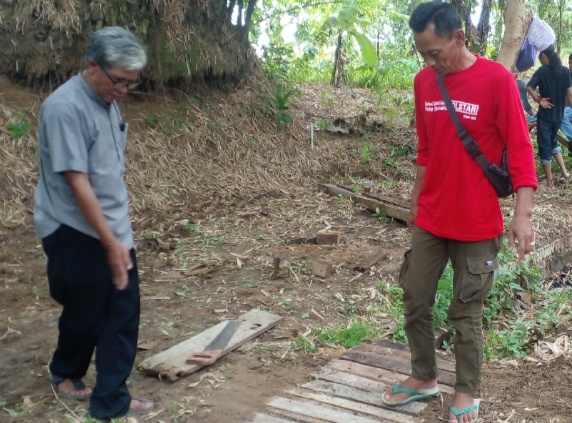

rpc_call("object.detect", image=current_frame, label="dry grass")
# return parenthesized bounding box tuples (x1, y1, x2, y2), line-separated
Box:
(1, 75, 572, 258)
(15, 0, 81, 36)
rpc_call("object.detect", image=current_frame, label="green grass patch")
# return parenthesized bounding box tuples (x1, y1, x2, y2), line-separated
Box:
(370, 240, 572, 360)
(5, 121, 31, 137)
(316, 319, 380, 348)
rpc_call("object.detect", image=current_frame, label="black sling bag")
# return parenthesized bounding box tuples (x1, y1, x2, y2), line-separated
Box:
(436, 75, 513, 198)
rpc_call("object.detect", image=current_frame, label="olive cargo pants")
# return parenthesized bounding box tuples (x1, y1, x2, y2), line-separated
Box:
(399, 227, 502, 394)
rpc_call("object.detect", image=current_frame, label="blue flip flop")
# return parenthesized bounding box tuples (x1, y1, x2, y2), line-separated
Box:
(381, 382, 440, 406)
(450, 399, 480, 423)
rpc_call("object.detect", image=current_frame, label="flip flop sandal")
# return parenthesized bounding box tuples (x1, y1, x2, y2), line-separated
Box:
(126, 398, 154, 416)
(50, 375, 92, 401)
(380, 382, 440, 407)
(450, 399, 480, 423)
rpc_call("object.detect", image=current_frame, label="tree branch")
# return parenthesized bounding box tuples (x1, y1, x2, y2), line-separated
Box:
(253, 1, 341, 25)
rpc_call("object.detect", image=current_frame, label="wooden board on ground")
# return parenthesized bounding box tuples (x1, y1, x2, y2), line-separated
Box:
(328, 359, 454, 395)
(252, 414, 299, 423)
(318, 184, 409, 223)
(288, 388, 418, 423)
(314, 367, 387, 393)
(267, 397, 392, 423)
(316, 232, 341, 245)
(139, 309, 283, 381)
(299, 380, 424, 417)
(312, 260, 333, 278)
(353, 250, 386, 272)
(355, 342, 456, 373)
(342, 345, 456, 386)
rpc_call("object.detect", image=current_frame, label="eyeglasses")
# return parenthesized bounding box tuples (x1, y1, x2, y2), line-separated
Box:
(100, 66, 139, 90)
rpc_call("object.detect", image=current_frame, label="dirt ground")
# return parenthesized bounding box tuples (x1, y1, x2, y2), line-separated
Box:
(3, 195, 572, 423)
(2, 77, 572, 423)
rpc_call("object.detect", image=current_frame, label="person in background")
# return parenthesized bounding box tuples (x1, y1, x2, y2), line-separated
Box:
(527, 45, 572, 187)
(516, 78, 535, 119)
(34, 27, 153, 420)
(560, 53, 572, 156)
(380, 2, 538, 423)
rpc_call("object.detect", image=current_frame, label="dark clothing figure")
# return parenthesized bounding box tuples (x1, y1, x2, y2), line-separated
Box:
(528, 65, 571, 123)
(34, 27, 153, 420)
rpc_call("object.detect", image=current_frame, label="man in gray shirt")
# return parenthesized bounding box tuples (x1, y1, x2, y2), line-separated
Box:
(34, 27, 152, 420)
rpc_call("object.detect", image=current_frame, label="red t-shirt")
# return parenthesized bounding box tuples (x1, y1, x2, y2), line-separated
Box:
(414, 56, 538, 241)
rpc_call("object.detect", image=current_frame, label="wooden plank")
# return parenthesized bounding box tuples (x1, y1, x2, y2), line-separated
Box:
(139, 309, 283, 381)
(328, 359, 454, 395)
(342, 346, 457, 386)
(268, 397, 389, 423)
(265, 408, 330, 423)
(318, 184, 409, 223)
(288, 387, 419, 423)
(252, 414, 300, 423)
(314, 367, 387, 393)
(272, 251, 291, 278)
(299, 380, 425, 416)
(353, 251, 386, 272)
(532, 231, 572, 264)
(312, 260, 333, 278)
(315, 232, 340, 245)
(354, 342, 456, 373)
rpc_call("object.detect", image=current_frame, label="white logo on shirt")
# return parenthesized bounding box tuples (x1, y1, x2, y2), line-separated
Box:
(425, 100, 479, 121)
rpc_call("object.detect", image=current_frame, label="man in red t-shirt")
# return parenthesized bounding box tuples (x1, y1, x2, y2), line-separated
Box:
(380, 2, 537, 423)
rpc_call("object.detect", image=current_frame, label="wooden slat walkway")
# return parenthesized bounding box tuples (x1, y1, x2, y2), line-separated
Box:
(247, 339, 455, 423)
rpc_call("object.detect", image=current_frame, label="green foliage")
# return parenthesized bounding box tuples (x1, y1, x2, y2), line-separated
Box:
(293, 335, 316, 353)
(374, 239, 571, 360)
(361, 140, 373, 161)
(317, 319, 379, 348)
(184, 222, 201, 232)
(146, 114, 161, 129)
(353, 32, 377, 68)
(484, 246, 543, 324)
(254, 0, 569, 93)
(272, 83, 294, 131)
(376, 280, 406, 342)
(484, 320, 541, 359)
(5, 121, 31, 137)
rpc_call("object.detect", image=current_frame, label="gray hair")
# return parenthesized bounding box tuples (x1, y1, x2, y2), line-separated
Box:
(85, 27, 147, 71)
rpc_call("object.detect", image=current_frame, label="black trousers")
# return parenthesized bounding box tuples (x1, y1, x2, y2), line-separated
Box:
(43, 224, 140, 420)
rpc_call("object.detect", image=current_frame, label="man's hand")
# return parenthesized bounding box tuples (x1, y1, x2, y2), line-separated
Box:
(105, 239, 133, 290)
(538, 97, 553, 109)
(64, 171, 133, 289)
(408, 204, 417, 232)
(507, 187, 535, 260)
(408, 165, 426, 233)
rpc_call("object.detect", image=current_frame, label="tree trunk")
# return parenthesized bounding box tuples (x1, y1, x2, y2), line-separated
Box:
(557, 0, 564, 54)
(330, 33, 343, 86)
(243, 0, 258, 46)
(476, 0, 492, 55)
(497, 0, 529, 71)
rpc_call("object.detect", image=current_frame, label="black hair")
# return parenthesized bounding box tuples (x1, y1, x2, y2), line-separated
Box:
(541, 45, 562, 75)
(409, 0, 462, 39)
(568, 53, 572, 62)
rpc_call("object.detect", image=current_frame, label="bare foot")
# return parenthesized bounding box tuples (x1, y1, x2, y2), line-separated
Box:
(54, 379, 92, 400)
(381, 376, 438, 405)
(449, 393, 478, 423)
